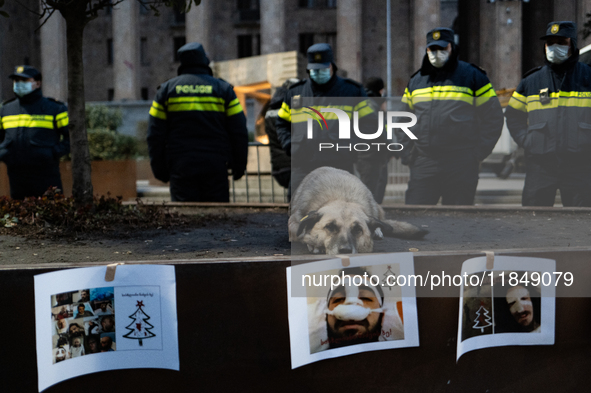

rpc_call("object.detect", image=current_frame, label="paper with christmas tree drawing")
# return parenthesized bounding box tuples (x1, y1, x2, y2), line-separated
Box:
(123, 299, 157, 346)
(35, 265, 178, 392)
(456, 256, 556, 361)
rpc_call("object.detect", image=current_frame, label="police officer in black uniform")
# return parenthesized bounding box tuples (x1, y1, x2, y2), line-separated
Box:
(147, 42, 248, 202)
(0, 65, 70, 199)
(396, 28, 504, 205)
(505, 21, 591, 207)
(276, 43, 381, 198)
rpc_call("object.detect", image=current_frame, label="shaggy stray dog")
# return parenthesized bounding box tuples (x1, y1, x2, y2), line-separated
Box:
(289, 167, 427, 254)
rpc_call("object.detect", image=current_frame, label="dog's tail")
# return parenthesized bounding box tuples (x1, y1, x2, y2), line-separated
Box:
(382, 220, 428, 240)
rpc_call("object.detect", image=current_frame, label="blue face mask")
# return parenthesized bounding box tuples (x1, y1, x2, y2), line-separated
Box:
(13, 81, 34, 97)
(310, 68, 332, 84)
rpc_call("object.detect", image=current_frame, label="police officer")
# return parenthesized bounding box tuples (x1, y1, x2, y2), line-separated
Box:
(276, 43, 381, 198)
(396, 28, 503, 205)
(505, 21, 591, 207)
(147, 42, 248, 202)
(0, 65, 70, 199)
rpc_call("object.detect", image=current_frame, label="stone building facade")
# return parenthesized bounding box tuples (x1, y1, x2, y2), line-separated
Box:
(1, 0, 591, 103)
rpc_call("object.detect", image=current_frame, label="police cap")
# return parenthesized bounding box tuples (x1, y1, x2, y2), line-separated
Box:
(540, 21, 577, 41)
(426, 28, 454, 48)
(307, 43, 334, 70)
(9, 65, 41, 80)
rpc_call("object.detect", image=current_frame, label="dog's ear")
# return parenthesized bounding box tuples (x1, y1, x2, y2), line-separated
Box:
(367, 216, 394, 233)
(297, 211, 322, 237)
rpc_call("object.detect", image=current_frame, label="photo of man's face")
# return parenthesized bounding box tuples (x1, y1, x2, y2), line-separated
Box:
(506, 285, 534, 328)
(326, 275, 383, 348)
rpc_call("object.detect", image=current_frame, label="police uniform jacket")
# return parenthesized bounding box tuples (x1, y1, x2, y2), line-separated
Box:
(0, 88, 70, 168)
(505, 51, 591, 157)
(397, 50, 504, 163)
(275, 75, 373, 163)
(147, 65, 248, 182)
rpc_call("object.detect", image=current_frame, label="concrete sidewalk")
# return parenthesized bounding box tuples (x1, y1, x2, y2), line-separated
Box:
(137, 172, 537, 206)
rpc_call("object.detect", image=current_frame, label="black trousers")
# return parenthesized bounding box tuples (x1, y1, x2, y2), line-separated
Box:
(405, 154, 479, 205)
(522, 155, 591, 207)
(169, 164, 229, 202)
(7, 165, 63, 200)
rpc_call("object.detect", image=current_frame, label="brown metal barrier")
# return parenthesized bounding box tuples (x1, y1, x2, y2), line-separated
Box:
(2, 247, 591, 392)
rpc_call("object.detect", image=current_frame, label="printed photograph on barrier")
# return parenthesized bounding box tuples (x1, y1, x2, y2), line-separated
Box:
(287, 253, 419, 368)
(35, 265, 178, 392)
(457, 256, 556, 361)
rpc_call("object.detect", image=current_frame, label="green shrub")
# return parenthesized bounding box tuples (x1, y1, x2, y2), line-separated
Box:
(87, 128, 139, 161)
(86, 105, 123, 131)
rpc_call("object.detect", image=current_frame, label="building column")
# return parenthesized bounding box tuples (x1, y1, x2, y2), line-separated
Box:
(186, 1, 214, 58)
(412, 0, 440, 70)
(40, 12, 67, 101)
(112, 1, 139, 100)
(479, 0, 522, 90)
(260, 0, 286, 54)
(337, 0, 362, 82)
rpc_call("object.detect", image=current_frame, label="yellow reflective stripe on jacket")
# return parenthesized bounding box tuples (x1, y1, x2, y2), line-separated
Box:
(1, 114, 54, 129)
(508, 91, 527, 112)
(226, 98, 244, 116)
(168, 102, 225, 112)
(291, 106, 354, 124)
(408, 86, 475, 105)
(402, 88, 413, 110)
(353, 100, 374, 118)
(55, 111, 69, 128)
(278, 102, 291, 122)
(167, 96, 225, 105)
(475, 83, 493, 97)
(149, 100, 167, 120)
(514, 91, 591, 112)
(475, 85, 497, 107)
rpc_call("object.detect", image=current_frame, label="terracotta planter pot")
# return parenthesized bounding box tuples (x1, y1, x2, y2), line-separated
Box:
(0, 160, 137, 201)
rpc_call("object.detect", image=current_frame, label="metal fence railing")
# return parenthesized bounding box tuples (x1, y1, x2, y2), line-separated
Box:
(229, 142, 288, 203)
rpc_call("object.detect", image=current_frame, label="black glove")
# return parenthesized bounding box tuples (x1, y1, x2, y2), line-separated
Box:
(232, 169, 245, 181)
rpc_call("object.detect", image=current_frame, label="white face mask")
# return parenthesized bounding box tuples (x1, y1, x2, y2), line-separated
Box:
(546, 44, 570, 64)
(326, 283, 383, 321)
(427, 49, 450, 68)
(13, 81, 34, 97)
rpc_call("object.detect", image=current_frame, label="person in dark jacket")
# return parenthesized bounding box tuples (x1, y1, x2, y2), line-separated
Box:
(275, 43, 382, 198)
(147, 42, 248, 202)
(0, 65, 70, 199)
(396, 28, 504, 205)
(505, 21, 591, 207)
(263, 79, 299, 190)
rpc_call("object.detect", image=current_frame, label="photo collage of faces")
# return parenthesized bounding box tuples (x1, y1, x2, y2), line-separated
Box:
(461, 271, 542, 342)
(51, 287, 116, 364)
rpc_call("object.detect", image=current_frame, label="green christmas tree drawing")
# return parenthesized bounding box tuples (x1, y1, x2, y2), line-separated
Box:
(123, 300, 156, 346)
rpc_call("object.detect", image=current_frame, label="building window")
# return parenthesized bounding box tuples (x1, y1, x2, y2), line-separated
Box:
(107, 89, 114, 101)
(173, 6, 186, 24)
(173, 36, 186, 62)
(299, 33, 315, 55)
(254, 34, 261, 56)
(139, 1, 150, 15)
(238, 35, 253, 58)
(299, 0, 337, 8)
(237, 0, 260, 22)
(105, 0, 113, 15)
(107, 39, 113, 65)
(140, 37, 149, 66)
(141, 87, 149, 101)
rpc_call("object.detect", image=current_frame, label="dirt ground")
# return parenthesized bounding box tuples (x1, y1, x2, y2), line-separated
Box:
(0, 207, 590, 265)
